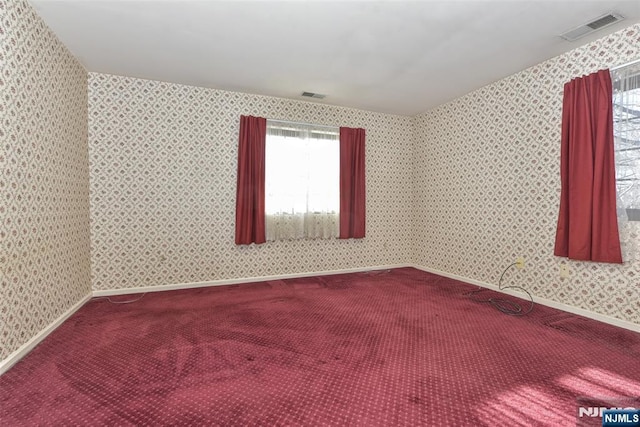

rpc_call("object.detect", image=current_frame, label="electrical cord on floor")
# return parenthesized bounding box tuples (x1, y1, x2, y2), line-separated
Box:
(361, 269, 392, 276)
(466, 263, 534, 316)
(92, 293, 147, 304)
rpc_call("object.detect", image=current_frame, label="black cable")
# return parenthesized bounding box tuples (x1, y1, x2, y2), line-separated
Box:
(92, 293, 147, 304)
(361, 269, 392, 275)
(467, 263, 534, 316)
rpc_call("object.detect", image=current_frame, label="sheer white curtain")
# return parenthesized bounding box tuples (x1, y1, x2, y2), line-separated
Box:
(612, 63, 640, 261)
(265, 120, 339, 241)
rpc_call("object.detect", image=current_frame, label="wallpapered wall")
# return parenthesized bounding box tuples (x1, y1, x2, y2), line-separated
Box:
(87, 74, 414, 290)
(4, 0, 640, 368)
(412, 24, 640, 324)
(0, 0, 91, 360)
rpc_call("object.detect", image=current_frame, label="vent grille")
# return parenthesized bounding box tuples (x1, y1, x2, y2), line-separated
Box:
(301, 92, 326, 99)
(560, 12, 624, 41)
(587, 14, 619, 30)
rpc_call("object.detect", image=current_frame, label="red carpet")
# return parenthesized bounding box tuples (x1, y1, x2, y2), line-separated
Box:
(1, 268, 639, 426)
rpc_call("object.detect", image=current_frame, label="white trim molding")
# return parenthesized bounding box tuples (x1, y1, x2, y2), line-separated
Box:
(3, 263, 638, 377)
(92, 264, 411, 297)
(0, 292, 93, 376)
(2, 265, 408, 375)
(412, 264, 640, 333)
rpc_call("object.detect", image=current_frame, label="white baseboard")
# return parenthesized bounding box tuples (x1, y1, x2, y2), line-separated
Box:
(412, 264, 640, 333)
(2, 265, 409, 375)
(4, 263, 637, 377)
(0, 292, 92, 376)
(92, 264, 412, 297)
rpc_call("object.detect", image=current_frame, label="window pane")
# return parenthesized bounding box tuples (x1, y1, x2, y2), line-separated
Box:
(613, 68, 640, 220)
(265, 126, 339, 216)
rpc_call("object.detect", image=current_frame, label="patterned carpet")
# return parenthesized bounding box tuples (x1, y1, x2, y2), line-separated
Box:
(1, 267, 639, 426)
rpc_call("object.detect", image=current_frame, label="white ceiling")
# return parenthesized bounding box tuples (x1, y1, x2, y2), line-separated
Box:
(29, 0, 640, 116)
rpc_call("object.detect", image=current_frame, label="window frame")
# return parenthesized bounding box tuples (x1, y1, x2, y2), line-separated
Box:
(612, 65, 640, 222)
(264, 119, 341, 240)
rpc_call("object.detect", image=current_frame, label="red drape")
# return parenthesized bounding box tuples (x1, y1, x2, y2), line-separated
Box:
(554, 69, 622, 263)
(339, 127, 366, 239)
(235, 115, 267, 245)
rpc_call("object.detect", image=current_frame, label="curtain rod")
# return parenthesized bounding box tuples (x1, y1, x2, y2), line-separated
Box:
(267, 118, 339, 130)
(611, 58, 640, 71)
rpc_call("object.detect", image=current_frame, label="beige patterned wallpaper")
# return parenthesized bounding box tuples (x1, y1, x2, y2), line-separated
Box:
(87, 74, 414, 290)
(412, 24, 640, 324)
(3, 0, 639, 370)
(0, 0, 91, 360)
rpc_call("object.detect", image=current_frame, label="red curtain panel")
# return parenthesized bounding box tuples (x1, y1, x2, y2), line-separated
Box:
(235, 115, 267, 245)
(339, 127, 366, 239)
(554, 69, 622, 263)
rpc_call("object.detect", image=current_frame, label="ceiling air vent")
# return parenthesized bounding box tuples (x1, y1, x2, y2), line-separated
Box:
(301, 92, 326, 99)
(560, 12, 624, 41)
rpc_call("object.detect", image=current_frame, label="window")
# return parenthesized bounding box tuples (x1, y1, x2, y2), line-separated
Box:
(612, 62, 640, 221)
(234, 115, 364, 245)
(264, 120, 340, 240)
